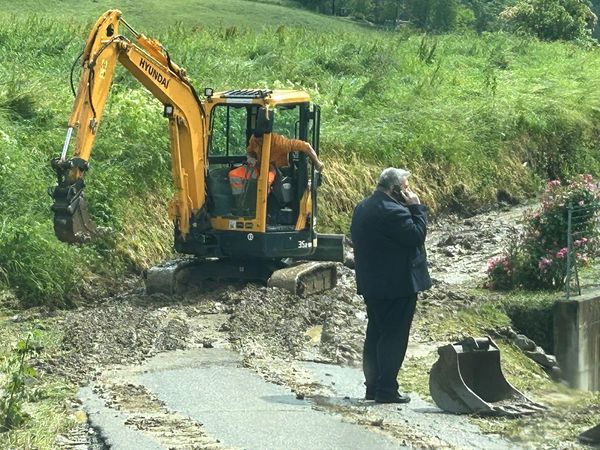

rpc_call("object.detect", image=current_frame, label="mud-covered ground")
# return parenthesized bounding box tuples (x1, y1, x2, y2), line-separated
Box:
(34, 203, 591, 449)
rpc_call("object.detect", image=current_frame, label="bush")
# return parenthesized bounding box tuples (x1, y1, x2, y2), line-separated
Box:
(405, 0, 461, 32)
(486, 174, 600, 290)
(500, 0, 597, 42)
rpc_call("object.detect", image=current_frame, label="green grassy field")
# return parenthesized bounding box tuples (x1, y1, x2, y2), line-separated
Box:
(0, 0, 363, 32)
(3, 4, 600, 303)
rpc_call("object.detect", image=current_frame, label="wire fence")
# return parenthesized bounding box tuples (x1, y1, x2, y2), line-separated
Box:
(565, 202, 599, 300)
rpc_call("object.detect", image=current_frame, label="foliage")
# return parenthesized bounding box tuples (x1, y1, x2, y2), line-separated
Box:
(486, 175, 600, 290)
(405, 0, 461, 32)
(0, 328, 42, 432)
(3, 8, 600, 304)
(500, 0, 597, 42)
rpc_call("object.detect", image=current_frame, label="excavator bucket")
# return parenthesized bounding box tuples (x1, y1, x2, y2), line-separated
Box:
(429, 337, 546, 417)
(579, 423, 600, 444)
(50, 178, 97, 244)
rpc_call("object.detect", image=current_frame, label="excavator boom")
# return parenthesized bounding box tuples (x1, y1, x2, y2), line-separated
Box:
(50, 9, 207, 243)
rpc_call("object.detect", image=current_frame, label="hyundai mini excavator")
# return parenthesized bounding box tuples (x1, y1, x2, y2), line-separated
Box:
(50, 10, 343, 295)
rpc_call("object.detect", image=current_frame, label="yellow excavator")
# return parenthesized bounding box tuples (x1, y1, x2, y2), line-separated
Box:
(50, 10, 343, 295)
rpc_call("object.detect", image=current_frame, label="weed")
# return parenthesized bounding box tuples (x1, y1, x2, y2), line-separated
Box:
(0, 327, 42, 432)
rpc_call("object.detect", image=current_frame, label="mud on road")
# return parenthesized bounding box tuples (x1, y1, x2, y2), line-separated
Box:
(40, 205, 538, 449)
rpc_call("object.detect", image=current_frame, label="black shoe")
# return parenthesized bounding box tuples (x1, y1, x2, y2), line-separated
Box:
(374, 392, 411, 404)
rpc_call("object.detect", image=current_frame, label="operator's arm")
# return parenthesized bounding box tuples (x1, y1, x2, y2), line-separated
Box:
(271, 134, 324, 170)
(385, 204, 428, 247)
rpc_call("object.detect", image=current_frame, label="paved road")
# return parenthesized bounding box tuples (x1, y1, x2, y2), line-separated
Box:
(81, 348, 406, 449)
(302, 362, 519, 450)
(141, 349, 406, 449)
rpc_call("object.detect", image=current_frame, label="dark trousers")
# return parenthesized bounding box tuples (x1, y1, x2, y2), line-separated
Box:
(363, 295, 417, 396)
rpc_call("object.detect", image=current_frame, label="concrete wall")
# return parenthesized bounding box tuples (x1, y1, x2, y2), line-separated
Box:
(554, 290, 600, 391)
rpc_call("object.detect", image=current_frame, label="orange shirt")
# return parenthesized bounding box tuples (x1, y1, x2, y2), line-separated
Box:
(247, 133, 312, 168)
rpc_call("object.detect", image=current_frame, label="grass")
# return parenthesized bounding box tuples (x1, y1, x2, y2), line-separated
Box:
(0, 0, 365, 33)
(0, 315, 75, 449)
(3, 5, 600, 303)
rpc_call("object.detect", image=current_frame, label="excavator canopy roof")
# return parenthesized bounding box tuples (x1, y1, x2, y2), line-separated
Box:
(211, 89, 310, 105)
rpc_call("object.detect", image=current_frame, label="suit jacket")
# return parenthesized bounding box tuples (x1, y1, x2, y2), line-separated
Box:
(350, 190, 432, 300)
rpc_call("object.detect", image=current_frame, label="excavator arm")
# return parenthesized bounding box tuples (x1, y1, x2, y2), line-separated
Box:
(50, 9, 207, 243)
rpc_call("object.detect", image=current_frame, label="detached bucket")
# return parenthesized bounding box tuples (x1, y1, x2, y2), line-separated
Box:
(429, 336, 546, 417)
(579, 423, 600, 444)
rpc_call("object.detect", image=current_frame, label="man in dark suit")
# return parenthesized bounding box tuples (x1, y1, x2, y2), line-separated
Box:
(351, 168, 432, 404)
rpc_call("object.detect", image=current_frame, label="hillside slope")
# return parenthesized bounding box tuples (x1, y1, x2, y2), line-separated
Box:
(2, 8, 600, 304)
(0, 0, 365, 32)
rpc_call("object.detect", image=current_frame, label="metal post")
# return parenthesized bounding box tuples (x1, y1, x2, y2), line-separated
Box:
(566, 202, 573, 300)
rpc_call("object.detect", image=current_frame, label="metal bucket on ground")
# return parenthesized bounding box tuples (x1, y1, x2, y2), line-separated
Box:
(429, 336, 546, 417)
(579, 423, 600, 444)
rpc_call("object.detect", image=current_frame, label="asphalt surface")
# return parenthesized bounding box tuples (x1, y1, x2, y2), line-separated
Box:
(140, 348, 406, 449)
(81, 348, 407, 449)
(302, 362, 519, 450)
(79, 386, 164, 450)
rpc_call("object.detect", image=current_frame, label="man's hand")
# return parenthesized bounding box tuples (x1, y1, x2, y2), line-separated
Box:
(401, 188, 420, 205)
(246, 153, 258, 167)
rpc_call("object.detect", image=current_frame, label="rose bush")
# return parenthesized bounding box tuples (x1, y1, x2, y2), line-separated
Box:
(486, 174, 600, 290)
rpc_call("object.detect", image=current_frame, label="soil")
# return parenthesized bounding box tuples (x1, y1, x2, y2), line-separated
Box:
(34, 202, 566, 449)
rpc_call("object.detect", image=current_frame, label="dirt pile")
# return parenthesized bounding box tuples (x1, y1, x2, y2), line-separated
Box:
(226, 265, 366, 366)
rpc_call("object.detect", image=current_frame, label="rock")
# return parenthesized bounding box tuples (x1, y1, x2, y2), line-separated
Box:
(524, 348, 557, 369)
(515, 334, 536, 351)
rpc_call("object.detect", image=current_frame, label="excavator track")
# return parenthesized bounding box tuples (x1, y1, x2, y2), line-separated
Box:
(144, 258, 337, 296)
(267, 261, 337, 296)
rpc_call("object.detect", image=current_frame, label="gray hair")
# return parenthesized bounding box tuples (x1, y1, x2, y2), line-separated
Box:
(377, 167, 411, 191)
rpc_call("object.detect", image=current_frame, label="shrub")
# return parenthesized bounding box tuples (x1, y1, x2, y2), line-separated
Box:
(486, 174, 600, 290)
(0, 328, 41, 432)
(500, 0, 597, 42)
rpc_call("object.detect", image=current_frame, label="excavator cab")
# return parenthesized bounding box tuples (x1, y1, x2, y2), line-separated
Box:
(205, 97, 317, 226)
(172, 89, 340, 265)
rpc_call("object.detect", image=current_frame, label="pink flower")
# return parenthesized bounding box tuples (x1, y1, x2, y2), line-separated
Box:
(538, 257, 552, 271)
(555, 248, 568, 259)
(547, 179, 561, 188)
(486, 255, 510, 273)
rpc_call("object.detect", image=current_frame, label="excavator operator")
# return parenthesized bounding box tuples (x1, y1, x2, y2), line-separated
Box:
(246, 130, 324, 171)
(228, 130, 324, 210)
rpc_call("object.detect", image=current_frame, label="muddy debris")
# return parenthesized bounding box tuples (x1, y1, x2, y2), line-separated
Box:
(41, 203, 550, 448)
